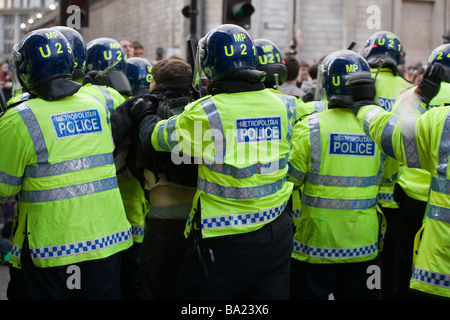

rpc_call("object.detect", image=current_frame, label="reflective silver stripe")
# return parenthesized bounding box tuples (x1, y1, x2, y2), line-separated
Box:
(25, 153, 114, 178)
(273, 93, 295, 146)
(427, 203, 450, 223)
(15, 103, 49, 164)
(0, 170, 22, 186)
(165, 117, 178, 150)
(97, 86, 115, 114)
(437, 113, 450, 177)
(202, 98, 225, 162)
(314, 101, 324, 112)
(29, 229, 131, 260)
(20, 176, 119, 203)
(156, 119, 171, 151)
(302, 194, 378, 210)
(402, 117, 421, 168)
(197, 176, 286, 199)
(288, 163, 306, 182)
(293, 240, 378, 258)
(204, 155, 289, 179)
(309, 113, 321, 173)
(430, 176, 450, 194)
(363, 107, 382, 138)
(412, 266, 450, 289)
(380, 114, 400, 159)
(306, 172, 382, 187)
(202, 201, 286, 230)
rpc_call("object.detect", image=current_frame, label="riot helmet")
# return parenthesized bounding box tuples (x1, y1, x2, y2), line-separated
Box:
(85, 37, 131, 96)
(428, 44, 450, 82)
(125, 57, 152, 96)
(51, 26, 87, 82)
(196, 24, 257, 82)
(13, 28, 81, 101)
(360, 31, 404, 75)
(317, 50, 371, 108)
(254, 38, 287, 89)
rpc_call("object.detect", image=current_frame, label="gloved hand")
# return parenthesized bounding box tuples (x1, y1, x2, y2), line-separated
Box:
(130, 97, 158, 123)
(414, 63, 445, 105)
(349, 71, 376, 115)
(156, 102, 174, 119)
(83, 70, 110, 87)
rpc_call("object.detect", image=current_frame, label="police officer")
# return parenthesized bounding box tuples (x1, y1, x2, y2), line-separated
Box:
(288, 50, 384, 300)
(0, 28, 132, 300)
(359, 31, 412, 299)
(349, 58, 449, 299)
(385, 44, 450, 299)
(82, 38, 148, 299)
(126, 24, 295, 299)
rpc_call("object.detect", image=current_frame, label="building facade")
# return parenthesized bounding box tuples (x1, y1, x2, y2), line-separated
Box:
(2, 0, 449, 67)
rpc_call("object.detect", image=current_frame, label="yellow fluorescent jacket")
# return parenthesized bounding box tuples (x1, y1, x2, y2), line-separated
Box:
(0, 93, 132, 268)
(288, 108, 384, 264)
(151, 90, 295, 238)
(357, 100, 450, 298)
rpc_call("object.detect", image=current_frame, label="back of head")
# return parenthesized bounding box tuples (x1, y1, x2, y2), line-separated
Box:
(126, 57, 152, 96)
(284, 55, 300, 81)
(428, 44, 450, 83)
(360, 31, 404, 75)
(198, 24, 258, 82)
(317, 49, 371, 107)
(13, 28, 81, 100)
(254, 38, 287, 88)
(152, 58, 192, 85)
(51, 26, 87, 82)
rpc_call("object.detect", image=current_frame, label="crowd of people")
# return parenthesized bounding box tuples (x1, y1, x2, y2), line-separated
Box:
(0, 23, 449, 302)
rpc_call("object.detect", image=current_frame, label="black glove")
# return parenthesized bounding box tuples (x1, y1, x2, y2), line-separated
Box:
(156, 102, 174, 119)
(349, 72, 377, 115)
(415, 63, 445, 105)
(83, 70, 109, 87)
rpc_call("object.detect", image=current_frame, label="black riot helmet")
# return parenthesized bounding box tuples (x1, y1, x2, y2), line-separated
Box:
(13, 28, 81, 101)
(254, 38, 287, 89)
(360, 31, 405, 75)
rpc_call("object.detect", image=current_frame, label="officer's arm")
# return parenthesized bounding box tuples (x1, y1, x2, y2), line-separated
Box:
(150, 103, 209, 160)
(287, 118, 310, 187)
(0, 113, 27, 203)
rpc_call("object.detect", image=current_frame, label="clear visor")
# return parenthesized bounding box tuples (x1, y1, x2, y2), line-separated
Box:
(192, 42, 203, 97)
(314, 66, 328, 110)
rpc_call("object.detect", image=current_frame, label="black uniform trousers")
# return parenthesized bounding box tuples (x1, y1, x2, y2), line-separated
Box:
(175, 210, 293, 300)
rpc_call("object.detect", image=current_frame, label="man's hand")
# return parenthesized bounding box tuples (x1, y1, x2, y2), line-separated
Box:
(415, 63, 445, 105)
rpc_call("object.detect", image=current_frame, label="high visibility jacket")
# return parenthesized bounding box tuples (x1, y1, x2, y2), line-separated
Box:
(288, 107, 384, 264)
(356, 101, 450, 298)
(372, 68, 412, 209)
(291, 99, 325, 224)
(0, 93, 133, 269)
(151, 90, 295, 238)
(80, 84, 149, 243)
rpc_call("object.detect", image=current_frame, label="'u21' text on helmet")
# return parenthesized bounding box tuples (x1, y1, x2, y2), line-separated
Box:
(254, 38, 287, 88)
(360, 31, 404, 75)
